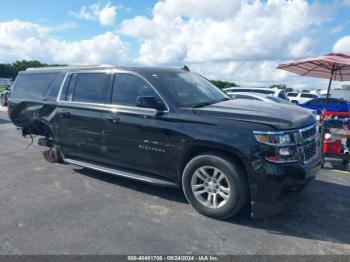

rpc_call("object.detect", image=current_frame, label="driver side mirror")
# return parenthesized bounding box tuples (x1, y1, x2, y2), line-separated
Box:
(136, 96, 166, 111)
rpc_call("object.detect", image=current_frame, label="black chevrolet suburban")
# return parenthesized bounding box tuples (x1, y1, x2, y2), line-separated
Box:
(8, 66, 321, 219)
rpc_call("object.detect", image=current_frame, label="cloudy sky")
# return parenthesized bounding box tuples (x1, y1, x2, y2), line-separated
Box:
(1, 0, 350, 89)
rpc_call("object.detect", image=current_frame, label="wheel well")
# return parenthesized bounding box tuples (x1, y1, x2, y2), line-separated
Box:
(178, 145, 248, 181)
(22, 120, 52, 138)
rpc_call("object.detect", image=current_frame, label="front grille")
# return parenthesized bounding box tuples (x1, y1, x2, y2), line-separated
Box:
(301, 124, 317, 142)
(299, 124, 319, 163)
(303, 141, 317, 162)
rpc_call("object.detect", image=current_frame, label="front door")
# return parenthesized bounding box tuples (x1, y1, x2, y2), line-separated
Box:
(102, 72, 176, 179)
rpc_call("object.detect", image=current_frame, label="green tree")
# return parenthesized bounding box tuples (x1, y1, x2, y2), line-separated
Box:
(210, 80, 238, 89)
(270, 84, 287, 90)
(0, 60, 66, 79)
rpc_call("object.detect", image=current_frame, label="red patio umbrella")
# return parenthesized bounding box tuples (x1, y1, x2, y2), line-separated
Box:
(277, 52, 350, 107)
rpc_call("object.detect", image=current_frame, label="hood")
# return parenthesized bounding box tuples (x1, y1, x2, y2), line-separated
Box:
(194, 99, 316, 130)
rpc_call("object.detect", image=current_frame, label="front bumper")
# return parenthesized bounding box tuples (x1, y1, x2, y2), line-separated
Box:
(249, 156, 320, 218)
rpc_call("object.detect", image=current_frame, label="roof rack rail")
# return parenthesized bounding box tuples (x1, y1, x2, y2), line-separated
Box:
(25, 65, 115, 71)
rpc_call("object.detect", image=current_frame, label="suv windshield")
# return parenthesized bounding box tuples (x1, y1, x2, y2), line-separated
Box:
(150, 72, 229, 107)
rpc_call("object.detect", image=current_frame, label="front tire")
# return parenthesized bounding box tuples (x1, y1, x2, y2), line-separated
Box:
(182, 152, 249, 219)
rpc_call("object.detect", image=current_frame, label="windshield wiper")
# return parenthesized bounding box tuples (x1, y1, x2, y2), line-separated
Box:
(217, 98, 230, 102)
(193, 101, 217, 108)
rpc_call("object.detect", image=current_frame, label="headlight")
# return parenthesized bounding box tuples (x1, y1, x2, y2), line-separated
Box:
(253, 131, 300, 163)
(254, 132, 297, 146)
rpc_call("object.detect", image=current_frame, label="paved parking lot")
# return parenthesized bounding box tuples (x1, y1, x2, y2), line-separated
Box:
(0, 111, 350, 255)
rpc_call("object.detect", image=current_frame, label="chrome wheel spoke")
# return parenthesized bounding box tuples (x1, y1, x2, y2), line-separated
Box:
(192, 183, 205, 190)
(213, 169, 220, 179)
(219, 186, 230, 194)
(218, 191, 229, 200)
(195, 170, 208, 182)
(194, 189, 207, 196)
(217, 173, 225, 182)
(206, 193, 213, 206)
(212, 194, 218, 208)
(199, 168, 210, 179)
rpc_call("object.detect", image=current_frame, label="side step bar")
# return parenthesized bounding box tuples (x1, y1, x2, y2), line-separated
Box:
(64, 158, 178, 187)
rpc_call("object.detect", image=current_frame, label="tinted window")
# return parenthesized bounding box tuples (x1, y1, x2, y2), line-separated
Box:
(301, 93, 318, 98)
(233, 94, 261, 101)
(267, 96, 292, 105)
(307, 98, 323, 105)
(229, 89, 274, 95)
(72, 73, 108, 103)
(112, 73, 160, 106)
(287, 92, 298, 97)
(12, 73, 64, 101)
(328, 98, 346, 105)
(277, 91, 289, 100)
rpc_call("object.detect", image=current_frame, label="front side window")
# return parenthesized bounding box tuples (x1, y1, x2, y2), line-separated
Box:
(150, 72, 229, 107)
(112, 73, 161, 107)
(72, 73, 108, 103)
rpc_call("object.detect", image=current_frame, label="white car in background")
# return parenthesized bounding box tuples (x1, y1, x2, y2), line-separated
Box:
(230, 92, 318, 120)
(223, 87, 289, 101)
(287, 92, 319, 104)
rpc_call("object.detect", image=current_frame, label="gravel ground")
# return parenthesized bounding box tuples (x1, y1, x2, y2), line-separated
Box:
(0, 112, 349, 255)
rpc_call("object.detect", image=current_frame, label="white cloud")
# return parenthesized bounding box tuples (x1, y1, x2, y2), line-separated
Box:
(333, 35, 350, 54)
(70, 2, 117, 26)
(331, 26, 344, 34)
(119, 0, 331, 65)
(0, 20, 128, 65)
(189, 61, 343, 90)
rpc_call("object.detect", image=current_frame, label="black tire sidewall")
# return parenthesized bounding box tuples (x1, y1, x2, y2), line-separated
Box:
(182, 153, 247, 219)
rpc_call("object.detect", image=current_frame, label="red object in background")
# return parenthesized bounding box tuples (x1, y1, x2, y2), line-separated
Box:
(323, 139, 342, 154)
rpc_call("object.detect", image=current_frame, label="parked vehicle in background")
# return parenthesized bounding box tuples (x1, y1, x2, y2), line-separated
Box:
(8, 66, 320, 219)
(230, 92, 293, 105)
(287, 92, 319, 104)
(299, 97, 350, 113)
(0, 87, 11, 106)
(223, 87, 289, 101)
(230, 92, 318, 119)
(0, 78, 13, 88)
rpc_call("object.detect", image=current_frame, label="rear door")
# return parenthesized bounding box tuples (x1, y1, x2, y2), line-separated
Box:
(102, 72, 176, 179)
(56, 71, 110, 163)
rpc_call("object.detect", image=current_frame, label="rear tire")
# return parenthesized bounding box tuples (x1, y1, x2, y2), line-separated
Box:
(43, 146, 63, 163)
(0, 95, 5, 106)
(182, 152, 249, 219)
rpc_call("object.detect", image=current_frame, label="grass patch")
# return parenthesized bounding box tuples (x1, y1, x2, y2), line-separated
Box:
(0, 87, 6, 93)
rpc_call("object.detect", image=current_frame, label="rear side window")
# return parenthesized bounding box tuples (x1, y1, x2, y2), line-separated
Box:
(12, 73, 64, 101)
(72, 73, 108, 103)
(112, 73, 160, 106)
(301, 93, 317, 98)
